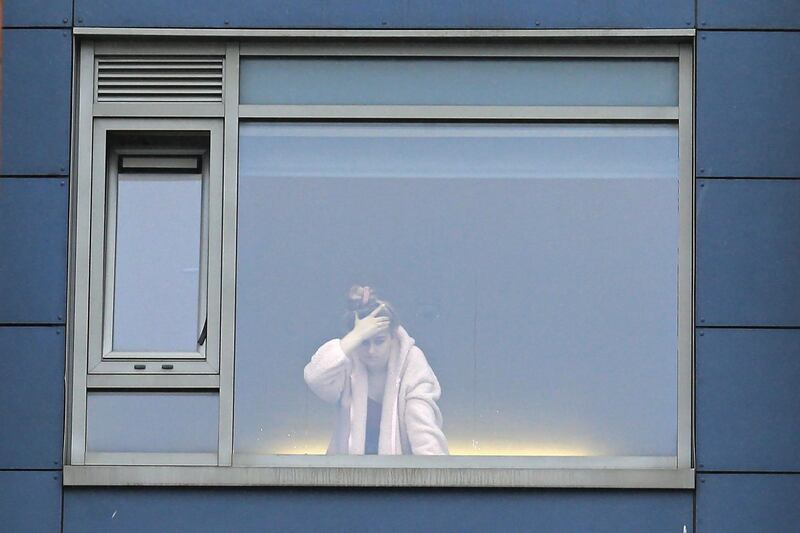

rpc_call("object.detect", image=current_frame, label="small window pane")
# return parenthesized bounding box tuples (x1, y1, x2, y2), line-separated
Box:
(112, 173, 203, 352)
(86, 392, 218, 453)
(234, 122, 678, 458)
(240, 58, 679, 107)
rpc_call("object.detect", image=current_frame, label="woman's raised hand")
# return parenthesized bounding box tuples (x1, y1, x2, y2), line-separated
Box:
(351, 304, 390, 342)
(340, 304, 389, 357)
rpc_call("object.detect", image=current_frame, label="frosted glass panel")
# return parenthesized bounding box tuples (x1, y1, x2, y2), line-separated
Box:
(86, 392, 218, 453)
(240, 58, 678, 106)
(112, 173, 203, 352)
(234, 122, 679, 458)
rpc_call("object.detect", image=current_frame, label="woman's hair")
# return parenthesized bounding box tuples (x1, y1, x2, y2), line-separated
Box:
(344, 285, 400, 332)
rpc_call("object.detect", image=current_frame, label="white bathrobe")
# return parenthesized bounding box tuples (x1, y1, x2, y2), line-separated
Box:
(304, 326, 448, 455)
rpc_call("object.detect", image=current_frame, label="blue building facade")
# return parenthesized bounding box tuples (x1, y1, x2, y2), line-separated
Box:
(1, 1, 800, 531)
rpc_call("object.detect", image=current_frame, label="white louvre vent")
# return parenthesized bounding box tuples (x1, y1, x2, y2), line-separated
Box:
(96, 56, 224, 102)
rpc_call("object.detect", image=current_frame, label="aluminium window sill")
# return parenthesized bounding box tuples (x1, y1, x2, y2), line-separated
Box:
(63, 465, 695, 489)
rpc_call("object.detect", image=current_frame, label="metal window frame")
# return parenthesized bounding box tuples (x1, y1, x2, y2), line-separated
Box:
(97, 147, 209, 364)
(83, 389, 221, 467)
(87, 118, 223, 375)
(237, 40, 682, 121)
(68, 90, 226, 463)
(66, 30, 695, 489)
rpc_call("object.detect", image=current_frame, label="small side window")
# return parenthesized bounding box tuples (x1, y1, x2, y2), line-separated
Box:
(108, 149, 207, 356)
(86, 126, 222, 375)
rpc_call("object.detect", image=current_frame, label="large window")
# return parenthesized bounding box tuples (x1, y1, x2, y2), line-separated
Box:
(67, 33, 694, 487)
(234, 122, 679, 463)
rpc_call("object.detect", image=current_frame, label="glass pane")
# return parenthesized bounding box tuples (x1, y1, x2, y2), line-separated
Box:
(86, 392, 218, 453)
(112, 173, 203, 352)
(240, 58, 678, 107)
(234, 122, 678, 458)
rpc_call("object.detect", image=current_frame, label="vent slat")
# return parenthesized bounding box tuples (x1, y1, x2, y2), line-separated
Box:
(99, 87, 225, 95)
(99, 72, 223, 79)
(100, 81, 223, 87)
(97, 96, 225, 102)
(96, 55, 224, 103)
(99, 70, 221, 78)
(98, 57, 223, 63)
(99, 64, 222, 71)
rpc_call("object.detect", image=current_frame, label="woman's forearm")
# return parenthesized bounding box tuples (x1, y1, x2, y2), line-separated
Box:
(338, 332, 361, 359)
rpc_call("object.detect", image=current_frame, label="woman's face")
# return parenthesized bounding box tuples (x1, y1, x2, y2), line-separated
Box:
(359, 330, 394, 370)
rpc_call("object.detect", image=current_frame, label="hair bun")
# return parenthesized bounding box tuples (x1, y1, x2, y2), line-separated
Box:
(346, 285, 374, 311)
(343, 285, 400, 331)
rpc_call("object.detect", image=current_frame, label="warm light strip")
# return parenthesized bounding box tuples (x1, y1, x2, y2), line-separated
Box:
(263, 440, 596, 457)
(448, 442, 593, 457)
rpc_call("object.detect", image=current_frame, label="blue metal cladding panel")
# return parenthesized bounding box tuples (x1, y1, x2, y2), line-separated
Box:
(2, 0, 72, 27)
(73, 0, 693, 29)
(696, 179, 800, 327)
(64, 488, 693, 533)
(696, 474, 800, 532)
(0, 327, 65, 469)
(0, 179, 68, 324)
(698, 0, 800, 30)
(696, 328, 800, 472)
(696, 32, 800, 178)
(0, 29, 71, 176)
(0, 471, 62, 532)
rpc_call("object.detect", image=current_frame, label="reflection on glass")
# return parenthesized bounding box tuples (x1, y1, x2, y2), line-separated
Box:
(112, 173, 203, 352)
(240, 58, 679, 107)
(234, 122, 679, 459)
(86, 392, 219, 453)
(304, 285, 448, 455)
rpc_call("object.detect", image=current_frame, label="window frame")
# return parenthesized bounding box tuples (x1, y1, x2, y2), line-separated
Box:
(85, 118, 224, 376)
(65, 30, 695, 489)
(95, 145, 211, 366)
(83, 390, 220, 466)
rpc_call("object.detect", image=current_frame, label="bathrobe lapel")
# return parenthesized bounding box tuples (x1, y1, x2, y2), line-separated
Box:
(378, 327, 413, 455)
(347, 326, 414, 455)
(347, 358, 368, 455)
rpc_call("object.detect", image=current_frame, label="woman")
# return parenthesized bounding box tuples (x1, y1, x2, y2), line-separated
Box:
(304, 286, 448, 455)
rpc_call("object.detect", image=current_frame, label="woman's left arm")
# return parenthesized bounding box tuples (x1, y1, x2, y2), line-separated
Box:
(403, 349, 449, 455)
